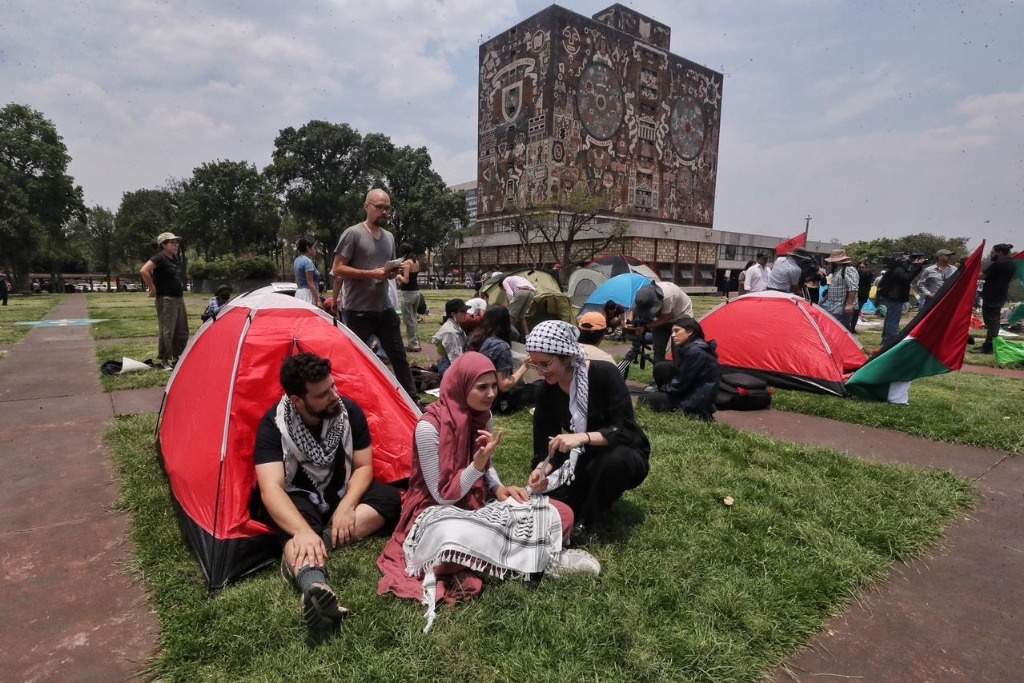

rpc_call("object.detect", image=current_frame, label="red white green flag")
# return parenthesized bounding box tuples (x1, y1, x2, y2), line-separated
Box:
(845, 242, 985, 401)
(1010, 251, 1024, 324)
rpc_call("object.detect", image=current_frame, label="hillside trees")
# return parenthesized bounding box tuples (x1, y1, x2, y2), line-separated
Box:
(176, 160, 281, 260)
(0, 103, 85, 288)
(844, 233, 971, 265)
(116, 187, 179, 267)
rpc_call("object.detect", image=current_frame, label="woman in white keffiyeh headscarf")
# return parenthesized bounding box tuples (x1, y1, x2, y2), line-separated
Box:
(525, 320, 652, 535)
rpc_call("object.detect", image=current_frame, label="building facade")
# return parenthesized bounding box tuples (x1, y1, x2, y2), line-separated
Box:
(476, 4, 722, 225)
(459, 4, 831, 292)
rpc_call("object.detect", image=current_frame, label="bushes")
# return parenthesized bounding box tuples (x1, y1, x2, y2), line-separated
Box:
(190, 254, 276, 281)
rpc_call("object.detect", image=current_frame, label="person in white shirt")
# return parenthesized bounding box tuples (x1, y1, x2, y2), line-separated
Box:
(743, 253, 772, 293)
(501, 275, 537, 336)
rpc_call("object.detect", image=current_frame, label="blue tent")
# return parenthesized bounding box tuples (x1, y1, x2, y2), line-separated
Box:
(581, 273, 655, 315)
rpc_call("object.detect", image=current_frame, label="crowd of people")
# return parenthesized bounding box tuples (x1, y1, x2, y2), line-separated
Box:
(135, 203, 1018, 635)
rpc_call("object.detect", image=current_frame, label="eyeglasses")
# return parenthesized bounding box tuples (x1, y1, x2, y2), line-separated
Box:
(530, 358, 557, 372)
(165, 239, 181, 245)
(369, 203, 392, 212)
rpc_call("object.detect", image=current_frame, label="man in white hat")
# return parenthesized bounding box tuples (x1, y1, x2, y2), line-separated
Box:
(139, 232, 189, 370)
(820, 249, 859, 328)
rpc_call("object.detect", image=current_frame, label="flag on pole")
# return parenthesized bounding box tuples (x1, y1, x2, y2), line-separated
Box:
(775, 232, 807, 255)
(845, 242, 985, 401)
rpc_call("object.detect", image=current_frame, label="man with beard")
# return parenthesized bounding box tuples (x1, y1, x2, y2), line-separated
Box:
(973, 243, 1018, 354)
(253, 353, 401, 631)
(329, 188, 417, 399)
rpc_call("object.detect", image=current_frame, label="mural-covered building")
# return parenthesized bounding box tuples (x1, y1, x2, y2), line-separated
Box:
(476, 3, 722, 225)
(460, 4, 822, 292)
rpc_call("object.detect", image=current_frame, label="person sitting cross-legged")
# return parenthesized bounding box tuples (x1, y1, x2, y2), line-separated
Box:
(252, 352, 402, 632)
(639, 317, 720, 421)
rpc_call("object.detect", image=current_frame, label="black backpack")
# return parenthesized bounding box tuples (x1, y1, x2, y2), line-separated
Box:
(716, 372, 773, 411)
(410, 365, 440, 394)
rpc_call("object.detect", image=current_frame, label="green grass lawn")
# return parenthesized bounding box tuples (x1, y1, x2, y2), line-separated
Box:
(87, 292, 208, 340)
(0, 293, 64, 345)
(109, 408, 973, 682)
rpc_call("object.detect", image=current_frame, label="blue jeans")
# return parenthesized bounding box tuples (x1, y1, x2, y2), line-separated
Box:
(880, 298, 903, 345)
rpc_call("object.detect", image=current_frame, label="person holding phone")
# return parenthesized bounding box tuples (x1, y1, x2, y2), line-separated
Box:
(330, 189, 417, 400)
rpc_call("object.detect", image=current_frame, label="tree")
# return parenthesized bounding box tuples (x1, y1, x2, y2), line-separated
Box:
(844, 233, 971, 266)
(499, 187, 627, 285)
(176, 160, 281, 260)
(85, 206, 117, 283)
(384, 145, 468, 253)
(0, 103, 85, 289)
(116, 187, 179, 269)
(267, 121, 380, 273)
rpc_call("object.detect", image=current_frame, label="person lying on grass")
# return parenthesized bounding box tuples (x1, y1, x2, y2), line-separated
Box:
(525, 320, 651, 542)
(377, 352, 599, 632)
(252, 352, 402, 632)
(639, 316, 721, 421)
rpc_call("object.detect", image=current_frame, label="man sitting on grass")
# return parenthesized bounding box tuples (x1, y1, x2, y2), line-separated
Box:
(252, 352, 401, 631)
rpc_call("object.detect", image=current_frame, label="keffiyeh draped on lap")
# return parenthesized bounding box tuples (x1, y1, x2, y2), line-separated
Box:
(404, 496, 562, 632)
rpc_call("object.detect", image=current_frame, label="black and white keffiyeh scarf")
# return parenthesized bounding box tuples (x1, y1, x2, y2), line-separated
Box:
(403, 496, 562, 633)
(525, 320, 590, 490)
(274, 395, 352, 513)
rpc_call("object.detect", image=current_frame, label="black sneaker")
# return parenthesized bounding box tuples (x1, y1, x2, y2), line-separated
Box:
(970, 347, 993, 355)
(301, 583, 349, 631)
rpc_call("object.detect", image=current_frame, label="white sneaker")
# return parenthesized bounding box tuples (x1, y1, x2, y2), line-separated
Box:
(548, 548, 601, 577)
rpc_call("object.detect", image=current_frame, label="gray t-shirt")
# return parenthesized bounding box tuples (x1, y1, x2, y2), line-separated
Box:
(334, 222, 396, 311)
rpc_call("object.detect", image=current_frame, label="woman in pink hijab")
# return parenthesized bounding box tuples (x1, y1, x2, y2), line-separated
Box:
(377, 352, 597, 631)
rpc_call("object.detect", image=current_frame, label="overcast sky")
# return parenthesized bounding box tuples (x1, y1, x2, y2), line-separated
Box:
(3, 0, 1021, 251)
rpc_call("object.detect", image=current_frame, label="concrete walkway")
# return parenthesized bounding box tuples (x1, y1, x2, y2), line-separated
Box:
(0, 296, 158, 681)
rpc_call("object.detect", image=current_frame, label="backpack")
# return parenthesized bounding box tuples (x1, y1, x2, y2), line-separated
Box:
(410, 365, 440, 394)
(716, 372, 773, 411)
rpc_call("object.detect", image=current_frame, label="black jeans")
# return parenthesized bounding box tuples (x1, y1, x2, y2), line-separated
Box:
(344, 308, 418, 399)
(981, 304, 1003, 350)
(651, 325, 672, 363)
(541, 446, 649, 526)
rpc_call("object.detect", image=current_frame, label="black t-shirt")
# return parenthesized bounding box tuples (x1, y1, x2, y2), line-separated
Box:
(254, 397, 371, 507)
(981, 258, 1017, 306)
(149, 252, 184, 297)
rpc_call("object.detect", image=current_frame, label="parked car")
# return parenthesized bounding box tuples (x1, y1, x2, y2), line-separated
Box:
(121, 283, 140, 292)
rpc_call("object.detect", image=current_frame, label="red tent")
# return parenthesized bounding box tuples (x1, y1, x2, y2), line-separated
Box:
(157, 292, 418, 589)
(699, 291, 868, 396)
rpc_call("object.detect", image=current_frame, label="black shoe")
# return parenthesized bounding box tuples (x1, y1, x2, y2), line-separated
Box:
(569, 523, 596, 547)
(301, 583, 348, 631)
(970, 347, 993, 355)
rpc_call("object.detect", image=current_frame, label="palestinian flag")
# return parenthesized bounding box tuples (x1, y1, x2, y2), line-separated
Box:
(846, 242, 985, 401)
(1010, 251, 1024, 324)
(775, 231, 807, 255)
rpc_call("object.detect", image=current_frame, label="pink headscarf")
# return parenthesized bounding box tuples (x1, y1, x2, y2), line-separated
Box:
(377, 352, 497, 601)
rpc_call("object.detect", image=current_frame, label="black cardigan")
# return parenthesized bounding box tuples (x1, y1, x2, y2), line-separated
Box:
(531, 360, 650, 467)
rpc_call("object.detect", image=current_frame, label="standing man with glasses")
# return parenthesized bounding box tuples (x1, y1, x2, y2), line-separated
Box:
(329, 189, 418, 399)
(140, 232, 189, 370)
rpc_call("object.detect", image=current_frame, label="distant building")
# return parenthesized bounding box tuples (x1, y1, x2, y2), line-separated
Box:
(476, 3, 721, 225)
(457, 4, 834, 292)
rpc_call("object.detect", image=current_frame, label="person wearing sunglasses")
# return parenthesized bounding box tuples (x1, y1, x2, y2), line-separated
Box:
(139, 231, 189, 370)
